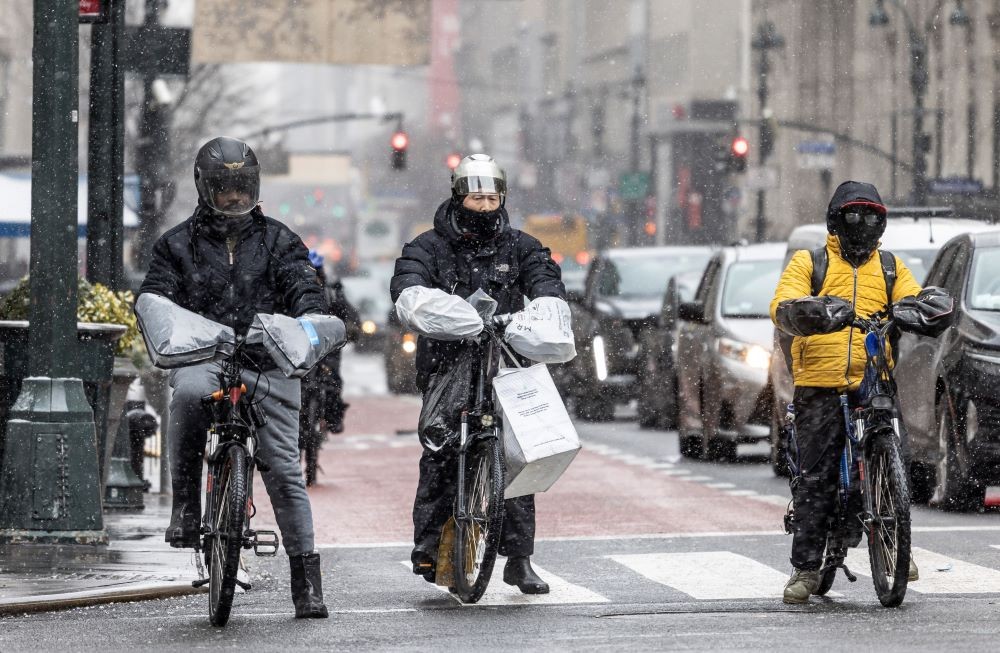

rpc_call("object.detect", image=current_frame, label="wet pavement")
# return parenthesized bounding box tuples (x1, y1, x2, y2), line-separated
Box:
(0, 494, 203, 615)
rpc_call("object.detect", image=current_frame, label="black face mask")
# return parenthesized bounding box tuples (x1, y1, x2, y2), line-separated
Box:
(834, 211, 885, 267)
(208, 212, 253, 241)
(452, 201, 503, 240)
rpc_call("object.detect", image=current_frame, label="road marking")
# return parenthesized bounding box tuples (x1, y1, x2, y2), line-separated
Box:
(658, 469, 691, 476)
(399, 560, 608, 606)
(608, 551, 813, 600)
(705, 482, 736, 489)
(680, 475, 714, 482)
(845, 546, 1000, 594)
(648, 463, 676, 469)
(725, 490, 759, 497)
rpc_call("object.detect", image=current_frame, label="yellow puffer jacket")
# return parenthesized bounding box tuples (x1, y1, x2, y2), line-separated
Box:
(770, 235, 922, 389)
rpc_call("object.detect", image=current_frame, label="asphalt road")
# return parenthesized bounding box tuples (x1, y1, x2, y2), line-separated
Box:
(4, 351, 1000, 651)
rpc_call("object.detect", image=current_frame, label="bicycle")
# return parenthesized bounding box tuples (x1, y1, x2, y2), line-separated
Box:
(436, 314, 511, 604)
(791, 310, 911, 607)
(191, 339, 280, 626)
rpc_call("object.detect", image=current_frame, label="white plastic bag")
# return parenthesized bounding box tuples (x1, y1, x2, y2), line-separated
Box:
(503, 297, 576, 363)
(394, 286, 484, 340)
(493, 363, 581, 498)
(246, 313, 347, 378)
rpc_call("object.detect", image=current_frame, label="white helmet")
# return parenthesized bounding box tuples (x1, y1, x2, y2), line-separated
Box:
(451, 153, 507, 202)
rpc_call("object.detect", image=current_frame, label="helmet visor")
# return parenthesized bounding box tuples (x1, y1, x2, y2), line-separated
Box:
(453, 175, 506, 196)
(201, 167, 260, 216)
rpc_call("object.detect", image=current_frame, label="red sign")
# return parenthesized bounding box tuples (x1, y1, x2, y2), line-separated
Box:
(79, 0, 107, 23)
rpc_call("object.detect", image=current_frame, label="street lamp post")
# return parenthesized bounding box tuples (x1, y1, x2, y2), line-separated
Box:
(751, 21, 784, 243)
(870, 0, 970, 206)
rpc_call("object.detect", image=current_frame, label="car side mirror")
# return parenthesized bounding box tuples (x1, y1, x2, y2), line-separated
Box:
(678, 301, 706, 323)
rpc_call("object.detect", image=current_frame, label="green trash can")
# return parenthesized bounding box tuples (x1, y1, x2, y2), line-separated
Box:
(0, 320, 126, 491)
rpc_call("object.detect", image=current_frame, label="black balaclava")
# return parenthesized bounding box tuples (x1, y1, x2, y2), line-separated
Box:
(201, 200, 253, 241)
(825, 180, 888, 267)
(451, 197, 504, 241)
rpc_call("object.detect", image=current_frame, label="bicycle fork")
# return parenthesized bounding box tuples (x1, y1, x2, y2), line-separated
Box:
(455, 411, 470, 522)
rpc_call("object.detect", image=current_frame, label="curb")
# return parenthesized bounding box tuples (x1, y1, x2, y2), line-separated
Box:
(0, 581, 206, 616)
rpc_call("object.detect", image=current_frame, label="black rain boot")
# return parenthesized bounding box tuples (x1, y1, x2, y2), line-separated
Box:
(503, 556, 549, 594)
(165, 484, 201, 549)
(289, 552, 329, 618)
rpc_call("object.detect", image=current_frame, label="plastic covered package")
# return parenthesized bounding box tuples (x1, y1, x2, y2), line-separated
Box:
(135, 293, 236, 369)
(503, 297, 576, 363)
(394, 286, 484, 340)
(417, 345, 476, 452)
(246, 313, 346, 378)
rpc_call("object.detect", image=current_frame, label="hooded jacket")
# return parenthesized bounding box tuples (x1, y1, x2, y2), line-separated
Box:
(770, 233, 922, 389)
(140, 205, 327, 339)
(390, 199, 565, 390)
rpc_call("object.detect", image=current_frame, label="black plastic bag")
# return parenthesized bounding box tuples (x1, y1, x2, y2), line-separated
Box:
(418, 345, 477, 452)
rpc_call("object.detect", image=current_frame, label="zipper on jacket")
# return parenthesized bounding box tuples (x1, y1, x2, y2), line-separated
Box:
(844, 266, 858, 386)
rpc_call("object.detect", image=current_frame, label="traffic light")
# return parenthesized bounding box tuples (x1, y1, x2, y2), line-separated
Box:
(446, 152, 462, 170)
(390, 130, 408, 170)
(729, 135, 749, 173)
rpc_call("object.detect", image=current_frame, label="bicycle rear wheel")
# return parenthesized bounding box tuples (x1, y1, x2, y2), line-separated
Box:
(866, 431, 911, 607)
(208, 445, 249, 626)
(452, 435, 505, 603)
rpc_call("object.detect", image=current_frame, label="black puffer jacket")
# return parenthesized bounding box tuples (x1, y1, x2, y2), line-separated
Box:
(391, 199, 565, 390)
(140, 205, 327, 338)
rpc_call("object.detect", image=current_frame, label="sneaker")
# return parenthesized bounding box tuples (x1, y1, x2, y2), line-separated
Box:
(783, 569, 820, 604)
(909, 557, 919, 582)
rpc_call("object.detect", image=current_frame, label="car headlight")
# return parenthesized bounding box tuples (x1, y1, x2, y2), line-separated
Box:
(401, 333, 416, 354)
(593, 335, 609, 381)
(718, 337, 771, 370)
(361, 320, 377, 335)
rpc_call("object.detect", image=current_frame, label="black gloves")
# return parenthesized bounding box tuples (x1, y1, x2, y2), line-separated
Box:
(891, 286, 955, 337)
(775, 295, 856, 337)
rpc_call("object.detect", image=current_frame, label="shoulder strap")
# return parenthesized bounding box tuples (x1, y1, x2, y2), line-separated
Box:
(879, 250, 896, 308)
(809, 246, 828, 296)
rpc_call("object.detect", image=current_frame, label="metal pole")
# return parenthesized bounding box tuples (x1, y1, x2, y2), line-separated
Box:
(86, 0, 126, 290)
(628, 67, 645, 245)
(907, 26, 928, 205)
(134, 0, 167, 272)
(754, 49, 769, 243)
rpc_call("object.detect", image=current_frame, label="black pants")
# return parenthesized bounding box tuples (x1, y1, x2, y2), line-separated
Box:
(789, 386, 862, 571)
(412, 447, 535, 563)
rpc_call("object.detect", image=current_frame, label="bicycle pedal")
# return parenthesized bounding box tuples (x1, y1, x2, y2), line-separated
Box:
(191, 578, 210, 588)
(250, 529, 279, 556)
(842, 565, 858, 583)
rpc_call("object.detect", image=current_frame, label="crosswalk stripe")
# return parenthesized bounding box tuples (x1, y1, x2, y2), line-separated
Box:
(608, 551, 808, 600)
(845, 546, 1000, 594)
(399, 560, 609, 606)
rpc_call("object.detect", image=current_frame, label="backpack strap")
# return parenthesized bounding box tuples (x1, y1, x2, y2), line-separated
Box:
(809, 246, 828, 296)
(879, 249, 896, 309)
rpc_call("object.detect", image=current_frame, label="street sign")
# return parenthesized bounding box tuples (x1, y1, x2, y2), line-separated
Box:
(929, 177, 984, 195)
(796, 140, 836, 170)
(745, 166, 779, 190)
(79, 0, 107, 23)
(619, 172, 650, 200)
(123, 27, 191, 77)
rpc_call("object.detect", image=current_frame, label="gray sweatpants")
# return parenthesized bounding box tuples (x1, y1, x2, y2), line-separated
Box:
(168, 361, 315, 556)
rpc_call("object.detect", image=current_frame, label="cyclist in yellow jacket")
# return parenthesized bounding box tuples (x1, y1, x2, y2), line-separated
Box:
(770, 181, 925, 604)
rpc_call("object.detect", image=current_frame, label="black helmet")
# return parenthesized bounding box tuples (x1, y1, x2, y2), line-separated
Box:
(826, 180, 888, 266)
(194, 137, 260, 217)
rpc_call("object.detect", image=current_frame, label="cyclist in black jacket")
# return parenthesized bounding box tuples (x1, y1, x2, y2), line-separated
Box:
(140, 137, 329, 618)
(390, 154, 565, 594)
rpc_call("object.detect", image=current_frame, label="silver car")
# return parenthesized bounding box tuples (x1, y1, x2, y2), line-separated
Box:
(675, 242, 785, 461)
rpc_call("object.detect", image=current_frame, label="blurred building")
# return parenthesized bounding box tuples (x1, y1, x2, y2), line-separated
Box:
(455, 0, 753, 246)
(0, 0, 33, 165)
(752, 0, 1000, 236)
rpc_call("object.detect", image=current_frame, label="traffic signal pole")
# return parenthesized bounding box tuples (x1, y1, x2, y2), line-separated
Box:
(0, 0, 106, 544)
(751, 21, 783, 243)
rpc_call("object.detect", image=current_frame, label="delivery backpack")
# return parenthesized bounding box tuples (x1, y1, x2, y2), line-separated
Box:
(778, 246, 896, 375)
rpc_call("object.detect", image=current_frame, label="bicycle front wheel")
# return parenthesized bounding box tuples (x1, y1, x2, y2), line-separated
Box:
(452, 435, 505, 604)
(208, 445, 249, 626)
(866, 430, 911, 607)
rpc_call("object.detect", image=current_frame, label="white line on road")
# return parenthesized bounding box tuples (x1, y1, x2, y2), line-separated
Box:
(679, 475, 714, 482)
(658, 469, 691, 476)
(724, 490, 760, 497)
(608, 551, 826, 600)
(846, 546, 1000, 594)
(704, 482, 737, 489)
(399, 560, 609, 606)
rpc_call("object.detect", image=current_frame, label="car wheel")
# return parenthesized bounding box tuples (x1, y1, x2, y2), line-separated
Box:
(574, 394, 615, 422)
(679, 433, 703, 459)
(770, 405, 790, 477)
(660, 375, 679, 431)
(931, 394, 985, 512)
(707, 438, 737, 463)
(637, 379, 662, 429)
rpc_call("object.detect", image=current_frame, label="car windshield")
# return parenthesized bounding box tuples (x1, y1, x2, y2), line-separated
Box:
(722, 259, 782, 318)
(968, 247, 1000, 311)
(893, 249, 937, 284)
(598, 252, 711, 299)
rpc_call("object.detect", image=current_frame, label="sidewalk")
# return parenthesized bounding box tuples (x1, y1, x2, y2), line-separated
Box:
(0, 494, 204, 616)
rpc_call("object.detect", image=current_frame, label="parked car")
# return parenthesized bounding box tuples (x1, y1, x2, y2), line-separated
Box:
(767, 210, 999, 476)
(676, 242, 785, 461)
(341, 275, 393, 353)
(383, 308, 419, 394)
(637, 268, 706, 429)
(561, 246, 714, 422)
(895, 230, 1000, 510)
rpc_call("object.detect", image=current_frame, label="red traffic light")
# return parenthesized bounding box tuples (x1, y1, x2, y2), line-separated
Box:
(391, 131, 409, 151)
(446, 152, 462, 170)
(731, 135, 749, 157)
